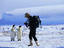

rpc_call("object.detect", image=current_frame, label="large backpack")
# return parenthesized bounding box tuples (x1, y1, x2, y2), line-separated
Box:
(33, 16, 41, 28)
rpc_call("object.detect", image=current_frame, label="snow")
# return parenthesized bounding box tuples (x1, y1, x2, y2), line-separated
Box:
(0, 25, 64, 48)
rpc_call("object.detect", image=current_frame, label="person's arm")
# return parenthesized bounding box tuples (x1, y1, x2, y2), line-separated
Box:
(24, 19, 29, 27)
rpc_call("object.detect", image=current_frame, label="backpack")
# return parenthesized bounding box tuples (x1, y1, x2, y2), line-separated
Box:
(33, 16, 41, 28)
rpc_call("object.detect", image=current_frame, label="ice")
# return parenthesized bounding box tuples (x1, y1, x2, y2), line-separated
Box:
(0, 25, 64, 48)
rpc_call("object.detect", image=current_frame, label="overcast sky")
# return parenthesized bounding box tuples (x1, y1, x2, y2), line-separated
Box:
(0, 0, 64, 13)
(5, 5, 64, 25)
(0, 0, 64, 25)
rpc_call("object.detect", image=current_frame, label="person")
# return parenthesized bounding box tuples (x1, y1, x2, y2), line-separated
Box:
(10, 25, 16, 41)
(24, 13, 41, 46)
(17, 26, 22, 41)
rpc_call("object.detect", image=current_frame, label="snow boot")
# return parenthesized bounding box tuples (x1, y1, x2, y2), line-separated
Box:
(28, 40, 33, 46)
(35, 41, 39, 46)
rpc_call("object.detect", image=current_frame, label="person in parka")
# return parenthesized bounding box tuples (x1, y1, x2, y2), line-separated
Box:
(24, 13, 40, 46)
(17, 26, 22, 41)
(10, 25, 16, 41)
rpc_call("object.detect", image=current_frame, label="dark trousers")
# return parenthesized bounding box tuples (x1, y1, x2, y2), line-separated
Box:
(29, 28, 37, 41)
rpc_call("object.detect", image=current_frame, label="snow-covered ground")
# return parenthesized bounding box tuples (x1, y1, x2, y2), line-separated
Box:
(0, 25, 64, 48)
